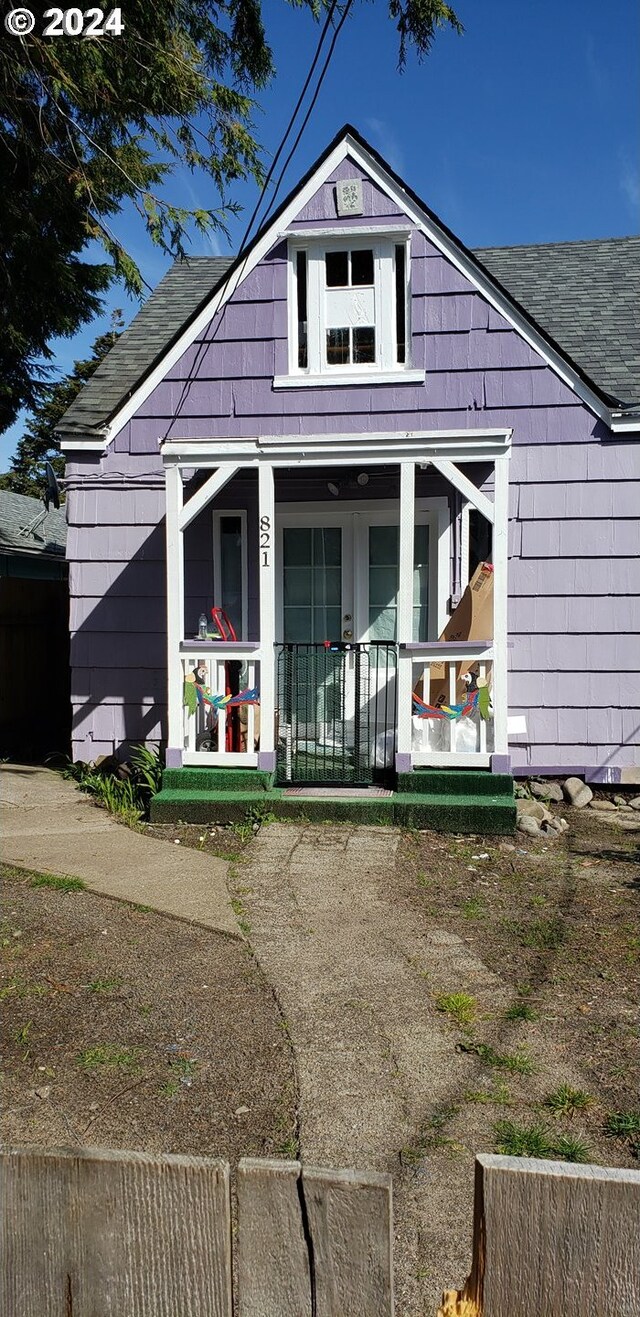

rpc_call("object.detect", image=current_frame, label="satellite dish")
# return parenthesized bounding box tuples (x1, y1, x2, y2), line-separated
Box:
(44, 461, 61, 511)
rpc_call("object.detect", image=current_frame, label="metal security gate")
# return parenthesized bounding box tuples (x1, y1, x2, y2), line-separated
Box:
(275, 642, 397, 786)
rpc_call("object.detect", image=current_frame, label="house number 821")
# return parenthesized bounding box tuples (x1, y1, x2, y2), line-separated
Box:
(260, 515, 271, 566)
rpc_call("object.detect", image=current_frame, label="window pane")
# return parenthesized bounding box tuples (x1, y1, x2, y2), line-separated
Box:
(395, 244, 406, 364)
(326, 327, 350, 365)
(283, 606, 312, 642)
(283, 567, 310, 605)
(369, 524, 398, 566)
(283, 527, 311, 566)
(325, 251, 348, 287)
(353, 326, 375, 364)
(296, 251, 308, 368)
(312, 526, 341, 567)
(369, 606, 397, 641)
(413, 524, 429, 641)
(369, 565, 398, 608)
(351, 248, 374, 285)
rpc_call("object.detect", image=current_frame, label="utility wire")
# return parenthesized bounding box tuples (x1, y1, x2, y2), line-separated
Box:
(161, 0, 352, 442)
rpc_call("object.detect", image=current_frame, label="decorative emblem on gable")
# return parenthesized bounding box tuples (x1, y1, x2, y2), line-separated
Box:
(335, 178, 364, 217)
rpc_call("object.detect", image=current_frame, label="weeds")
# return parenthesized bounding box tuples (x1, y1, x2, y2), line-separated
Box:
(604, 1110, 640, 1157)
(519, 917, 565, 951)
(87, 977, 122, 993)
(494, 1120, 591, 1163)
(543, 1084, 593, 1117)
(505, 1002, 538, 1022)
(461, 896, 486, 920)
(461, 1041, 534, 1075)
(30, 873, 85, 893)
(436, 992, 476, 1030)
(77, 1045, 139, 1072)
(62, 744, 164, 825)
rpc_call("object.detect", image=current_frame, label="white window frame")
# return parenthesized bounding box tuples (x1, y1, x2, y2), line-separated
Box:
(212, 508, 248, 640)
(276, 232, 424, 389)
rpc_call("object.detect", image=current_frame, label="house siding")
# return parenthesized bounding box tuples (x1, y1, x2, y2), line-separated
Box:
(65, 152, 639, 775)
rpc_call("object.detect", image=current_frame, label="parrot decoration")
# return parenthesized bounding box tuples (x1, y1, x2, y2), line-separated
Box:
(413, 671, 492, 722)
(183, 664, 259, 717)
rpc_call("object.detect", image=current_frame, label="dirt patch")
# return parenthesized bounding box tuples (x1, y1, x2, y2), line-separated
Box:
(395, 811, 639, 1171)
(1, 864, 297, 1161)
(145, 820, 254, 861)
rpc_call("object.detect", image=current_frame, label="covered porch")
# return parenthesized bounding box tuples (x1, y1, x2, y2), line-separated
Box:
(162, 429, 512, 784)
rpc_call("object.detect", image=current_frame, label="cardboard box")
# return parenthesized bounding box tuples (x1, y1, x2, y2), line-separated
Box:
(413, 562, 494, 707)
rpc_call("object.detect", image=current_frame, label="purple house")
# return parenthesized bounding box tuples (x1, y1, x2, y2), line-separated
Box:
(58, 127, 639, 825)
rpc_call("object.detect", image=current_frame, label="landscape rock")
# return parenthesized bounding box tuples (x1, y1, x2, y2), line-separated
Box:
(563, 777, 593, 808)
(530, 780, 564, 803)
(613, 796, 627, 807)
(517, 815, 541, 837)
(516, 799, 552, 823)
(629, 797, 640, 811)
(589, 799, 617, 811)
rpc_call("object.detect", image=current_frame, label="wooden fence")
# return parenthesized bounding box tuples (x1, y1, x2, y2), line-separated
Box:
(2, 1147, 639, 1315)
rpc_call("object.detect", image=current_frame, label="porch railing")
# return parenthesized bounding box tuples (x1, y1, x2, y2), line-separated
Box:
(402, 642, 495, 767)
(180, 643, 261, 766)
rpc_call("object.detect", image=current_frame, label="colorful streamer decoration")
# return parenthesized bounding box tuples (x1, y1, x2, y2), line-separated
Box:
(183, 668, 260, 717)
(413, 672, 491, 722)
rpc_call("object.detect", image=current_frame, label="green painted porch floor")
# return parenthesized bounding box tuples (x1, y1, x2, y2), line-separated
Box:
(151, 768, 516, 834)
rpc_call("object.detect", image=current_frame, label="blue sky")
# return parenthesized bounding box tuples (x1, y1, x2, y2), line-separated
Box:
(2, 0, 638, 467)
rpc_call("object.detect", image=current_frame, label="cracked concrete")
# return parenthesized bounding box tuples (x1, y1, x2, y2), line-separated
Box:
(237, 822, 491, 1314)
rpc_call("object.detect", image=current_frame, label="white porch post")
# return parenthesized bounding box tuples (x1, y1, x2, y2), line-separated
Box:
(396, 461, 415, 769)
(492, 454, 509, 761)
(165, 463, 184, 765)
(258, 462, 276, 769)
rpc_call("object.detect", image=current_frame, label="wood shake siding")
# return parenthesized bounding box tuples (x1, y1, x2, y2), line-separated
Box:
(65, 153, 639, 774)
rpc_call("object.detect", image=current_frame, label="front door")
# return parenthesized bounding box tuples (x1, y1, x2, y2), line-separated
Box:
(275, 503, 440, 784)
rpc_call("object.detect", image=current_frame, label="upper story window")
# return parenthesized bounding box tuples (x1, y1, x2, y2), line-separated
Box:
(280, 232, 421, 387)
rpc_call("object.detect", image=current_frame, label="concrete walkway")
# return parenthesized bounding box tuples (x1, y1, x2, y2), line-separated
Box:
(0, 765, 236, 936)
(238, 822, 496, 1314)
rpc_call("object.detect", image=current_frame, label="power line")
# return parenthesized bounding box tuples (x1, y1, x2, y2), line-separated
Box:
(161, 0, 352, 442)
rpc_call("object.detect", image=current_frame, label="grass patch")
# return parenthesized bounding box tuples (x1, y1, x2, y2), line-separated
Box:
(436, 992, 477, 1030)
(461, 896, 486, 920)
(604, 1110, 640, 1152)
(465, 1080, 511, 1106)
(543, 1084, 593, 1117)
(519, 917, 565, 951)
(77, 1044, 139, 1072)
(494, 1120, 591, 1163)
(30, 873, 86, 893)
(461, 1041, 535, 1075)
(505, 1001, 538, 1022)
(87, 977, 123, 993)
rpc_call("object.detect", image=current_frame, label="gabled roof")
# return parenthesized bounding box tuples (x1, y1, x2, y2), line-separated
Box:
(56, 125, 639, 439)
(477, 237, 640, 407)
(0, 490, 67, 557)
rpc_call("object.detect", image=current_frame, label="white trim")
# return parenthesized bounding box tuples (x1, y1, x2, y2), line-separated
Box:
(178, 464, 239, 531)
(492, 456, 509, 757)
(258, 464, 276, 754)
(412, 751, 491, 768)
(212, 508, 248, 641)
(430, 458, 495, 524)
(60, 437, 109, 453)
(273, 369, 424, 389)
(396, 463, 415, 757)
(165, 466, 184, 751)
(93, 131, 609, 446)
(459, 502, 470, 593)
(183, 751, 259, 768)
(286, 224, 412, 238)
(161, 428, 513, 468)
(610, 417, 640, 433)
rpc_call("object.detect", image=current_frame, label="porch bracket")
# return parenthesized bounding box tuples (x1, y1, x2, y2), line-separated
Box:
(430, 458, 495, 524)
(178, 465, 240, 532)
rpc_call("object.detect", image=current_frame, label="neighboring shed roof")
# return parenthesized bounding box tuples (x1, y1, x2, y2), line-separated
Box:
(56, 236, 639, 438)
(476, 237, 640, 408)
(0, 490, 67, 558)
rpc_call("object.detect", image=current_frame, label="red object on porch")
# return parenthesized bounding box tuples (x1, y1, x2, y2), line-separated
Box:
(210, 607, 239, 750)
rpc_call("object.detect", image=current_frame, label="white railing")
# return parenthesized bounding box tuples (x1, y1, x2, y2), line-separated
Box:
(402, 642, 495, 767)
(180, 643, 261, 766)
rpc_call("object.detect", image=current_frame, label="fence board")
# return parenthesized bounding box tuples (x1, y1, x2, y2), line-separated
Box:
(440, 1154, 640, 1317)
(237, 1158, 312, 1317)
(2, 1146, 232, 1317)
(237, 1158, 394, 1317)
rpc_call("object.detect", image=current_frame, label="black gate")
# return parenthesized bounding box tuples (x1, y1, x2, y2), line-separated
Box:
(275, 642, 397, 786)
